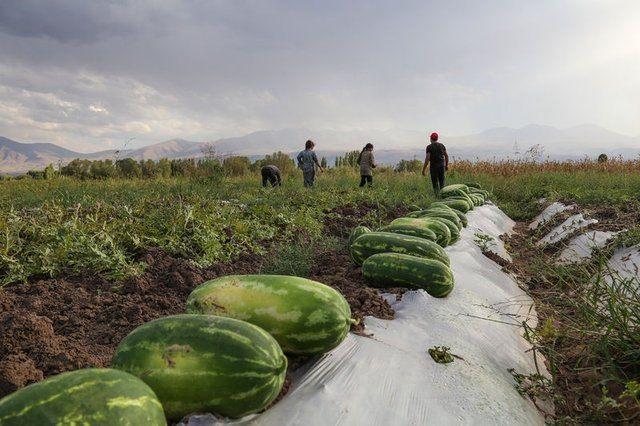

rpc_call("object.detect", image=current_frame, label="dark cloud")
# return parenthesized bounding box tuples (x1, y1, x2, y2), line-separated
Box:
(0, 0, 141, 42)
(0, 1, 638, 150)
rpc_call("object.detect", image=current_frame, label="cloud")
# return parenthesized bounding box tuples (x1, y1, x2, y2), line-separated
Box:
(0, 0, 639, 151)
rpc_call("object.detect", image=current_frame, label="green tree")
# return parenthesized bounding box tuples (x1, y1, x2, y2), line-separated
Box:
(222, 156, 251, 177)
(320, 157, 328, 169)
(61, 159, 92, 179)
(395, 158, 422, 173)
(334, 150, 360, 168)
(116, 158, 141, 178)
(44, 164, 57, 180)
(253, 151, 296, 174)
(140, 159, 157, 178)
(157, 158, 171, 178)
(89, 160, 117, 179)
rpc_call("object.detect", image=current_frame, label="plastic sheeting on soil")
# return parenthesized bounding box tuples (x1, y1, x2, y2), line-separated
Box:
(185, 204, 547, 426)
(603, 245, 640, 289)
(529, 202, 575, 230)
(537, 214, 598, 247)
(556, 231, 619, 264)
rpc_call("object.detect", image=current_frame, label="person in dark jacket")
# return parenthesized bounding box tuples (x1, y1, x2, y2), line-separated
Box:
(357, 143, 376, 187)
(261, 164, 282, 187)
(421, 132, 449, 196)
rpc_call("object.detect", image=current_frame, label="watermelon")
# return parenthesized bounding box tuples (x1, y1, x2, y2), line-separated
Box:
(445, 196, 474, 210)
(468, 193, 484, 206)
(111, 314, 287, 420)
(445, 192, 475, 206)
(440, 199, 471, 213)
(362, 253, 454, 298)
(469, 187, 489, 197)
(349, 225, 371, 246)
(465, 182, 482, 189)
(440, 184, 470, 198)
(379, 222, 437, 242)
(427, 217, 460, 244)
(186, 275, 354, 355)
(416, 209, 462, 231)
(390, 217, 451, 247)
(350, 231, 450, 266)
(0, 368, 165, 426)
(450, 208, 468, 227)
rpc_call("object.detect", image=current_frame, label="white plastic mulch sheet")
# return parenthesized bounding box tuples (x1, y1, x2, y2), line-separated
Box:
(529, 202, 575, 230)
(556, 231, 619, 265)
(189, 204, 547, 426)
(537, 214, 598, 247)
(603, 245, 640, 289)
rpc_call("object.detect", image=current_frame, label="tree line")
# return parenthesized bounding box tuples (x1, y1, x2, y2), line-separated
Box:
(1, 151, 424, 181)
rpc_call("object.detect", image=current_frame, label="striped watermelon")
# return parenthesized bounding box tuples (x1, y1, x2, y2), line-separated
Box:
(0, 369, 165, 426)
(445, 193, 475, 207)
(428, 217, 460, 244)
(362, 253, 454, 298)
(440, 198, 471, 213)
(414, 209, 462, 231)
(392, 217, 451, 247)
(440, 184, 470, 198)
(469, 187, 489, 197)
(186, 275, 354, 355)
(465, 182, 482, 189)
(450, 208, 468, 227)
(468, 193, 484, 206)
(348, 225, 371, 246)
(350, 231, 450, 266)
(111, 314, 287, 420)
(379, 222, 437, 242)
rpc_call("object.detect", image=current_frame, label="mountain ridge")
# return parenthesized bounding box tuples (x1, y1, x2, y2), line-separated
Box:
(1, 124, 638, 173)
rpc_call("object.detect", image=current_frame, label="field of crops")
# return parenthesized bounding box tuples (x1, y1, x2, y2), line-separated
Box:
(1, 161, 639, 423)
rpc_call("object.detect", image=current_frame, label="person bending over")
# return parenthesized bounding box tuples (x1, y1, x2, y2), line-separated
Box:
(261, 164, 282, 187)
(421, 132, 449, 196)
(357, 143, 376, 187)
(296, 139, 324, 187)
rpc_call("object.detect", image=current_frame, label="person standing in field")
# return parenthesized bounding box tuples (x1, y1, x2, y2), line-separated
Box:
(357, 143, 376, 187)
(297, 140, 324, 187)
(261, 164, 282, 187)
(421, 132, 449, 196)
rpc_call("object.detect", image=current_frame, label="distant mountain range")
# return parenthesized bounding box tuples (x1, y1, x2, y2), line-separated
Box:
(2, 124, 639, 173)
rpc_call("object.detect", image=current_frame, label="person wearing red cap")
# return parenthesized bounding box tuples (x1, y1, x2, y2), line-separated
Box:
(421, 131, 449, 196)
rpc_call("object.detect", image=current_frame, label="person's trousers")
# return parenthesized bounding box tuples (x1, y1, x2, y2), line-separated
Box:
(261, 170, 277, 187)
(303, 170, 316, 187)
(430, 164, 446, 194)
(359, 175, 372, 187)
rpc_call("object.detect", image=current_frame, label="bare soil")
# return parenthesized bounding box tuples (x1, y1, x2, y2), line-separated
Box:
(503, 203, 640, 422)
(0, 207, 403, 398)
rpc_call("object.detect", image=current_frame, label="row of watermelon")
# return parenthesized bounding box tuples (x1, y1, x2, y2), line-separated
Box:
(348, 183, 489, 297)
(0, 278, 356, 421)
(0, 183, 488, 425)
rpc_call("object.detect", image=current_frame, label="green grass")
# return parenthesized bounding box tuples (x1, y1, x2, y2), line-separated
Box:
(3, 167, 640, 286)
(1, 164, 639, 421)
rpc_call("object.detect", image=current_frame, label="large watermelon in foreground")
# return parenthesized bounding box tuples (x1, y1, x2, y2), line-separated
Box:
(0, 368, 165, 426)
(111, 314, 287, 421)
(362, 253, 455, 298)
(186, 275, 354, 355)
(350, 231, 450, 266)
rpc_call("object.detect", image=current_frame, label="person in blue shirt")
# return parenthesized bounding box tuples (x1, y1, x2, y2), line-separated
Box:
(297, 140, 324, 187)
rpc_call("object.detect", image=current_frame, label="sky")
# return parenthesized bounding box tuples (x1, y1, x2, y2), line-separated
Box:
(0, 0, 639, 152)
